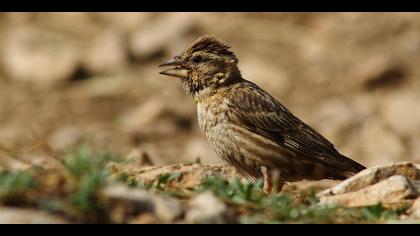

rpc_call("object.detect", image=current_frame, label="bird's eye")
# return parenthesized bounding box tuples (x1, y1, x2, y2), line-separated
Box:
(192, 55, 202, 63)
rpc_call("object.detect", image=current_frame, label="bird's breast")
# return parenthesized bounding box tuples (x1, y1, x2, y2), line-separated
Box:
(196, 98, 230, 133)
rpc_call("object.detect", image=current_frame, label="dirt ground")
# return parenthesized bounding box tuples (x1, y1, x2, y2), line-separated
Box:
(1, 12, 420, 170)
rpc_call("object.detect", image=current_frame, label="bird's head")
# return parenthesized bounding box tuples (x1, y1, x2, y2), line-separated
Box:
(159, 35, 241, 97)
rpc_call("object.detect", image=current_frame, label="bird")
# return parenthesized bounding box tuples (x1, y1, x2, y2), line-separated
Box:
(158, 35, 366, 193)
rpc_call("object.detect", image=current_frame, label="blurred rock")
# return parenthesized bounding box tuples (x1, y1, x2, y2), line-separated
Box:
(103, 184, 182, 223)
(319, 175, 418, 207)
(47, 126, 82, 151)
(185, 192, 234, 224)
(351, 56, 407, 91)
(33, 13, 101, 40)
(35, 13, 92, 25)
(0, 156, 31, 171)
(239, 55, 291, 96)
(120, 96, 193, 140)
(82, 30, 127, 75)
(129, 13, 199, 60)
(72, 75, 132, 98)
(359, 120, 405, 165)
(183, 136, 220, 165)
(381, 92, 420, 137)
(408, 139, 420, 163)
(128, 213, 158, 224)
(364, 64, 407, 91)
(93, 13, 151, 32)
(408, 198, 420, 219)
(126, 148, 154, 166)
(0, 207, 68, 224)
(1, 27, 79, 84)
(315, 100, 358, 144)
(153, 194, 183, 223)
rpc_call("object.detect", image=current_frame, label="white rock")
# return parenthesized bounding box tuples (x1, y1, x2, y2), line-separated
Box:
(1, 27, 79, 84)
(185, 192, 232, 224)
(319, 175, 417, 207)
(409, 198, 420, 219)
(319, 162, 420, 196)
(0, 207, 68, 224)
(48, 126, 82, 151)
(82, 30, 127, 74)
(359, 120, 405, 165)
(129, 13, 198, 59)
(381, 92, 420, 137)
(103, 184, 182, 223)
(120, 95, 193, 138)
(93, 13, 151, 32)
(152, 195, 183, 223)
(315, 99, 357, 143)
(183, 136, 221, 165)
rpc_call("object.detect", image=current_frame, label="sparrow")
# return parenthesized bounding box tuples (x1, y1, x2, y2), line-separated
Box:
(158, 35, 365, 193)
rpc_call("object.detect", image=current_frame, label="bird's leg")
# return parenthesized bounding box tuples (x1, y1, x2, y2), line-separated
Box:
(261, 166, 272, 194)
(261, 166, 284, 194)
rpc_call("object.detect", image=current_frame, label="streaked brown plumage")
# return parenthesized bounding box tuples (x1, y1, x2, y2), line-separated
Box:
(159, 35, 366, 193)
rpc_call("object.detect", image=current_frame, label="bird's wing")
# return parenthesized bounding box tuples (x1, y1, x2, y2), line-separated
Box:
(226, 81, 365, 173)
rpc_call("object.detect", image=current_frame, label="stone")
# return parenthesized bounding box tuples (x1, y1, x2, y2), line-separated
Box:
(381, 92, 420, 137)
(319, 175, 418, 207)
(350, 55, 405, 90)
(47, 126, 82, 151)
(128, 213, 158, 224)
(129, 13, 198, 59)
(183, 136, 221, 165)
(318, 162, 420, 208)
(408, 198, 420, 219)
(120, 96, 193, 139)
(185, 192, 234, 224)
(1, 26, 79, 84)
(152, 195, 183, 223)
(0, 207, 68, 224)
(283, 179, 341, 194)
(35, 13, 92, 26)
(319, 162, 420, 197)
(103, 184, 182, 223)
(126, 149, 154, 167)
(92, 13, 151, 32)
(111, 163, 239, 190)
(82, 30, 127, 75)
(359, 120, 406, 165)
(408, 139, 420, 164)
(0, 156, 31, 171)
(314, 99, 358, 144)
(239, 55, 291, 97)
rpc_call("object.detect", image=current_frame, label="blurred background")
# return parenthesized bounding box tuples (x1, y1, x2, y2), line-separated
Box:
(0, 12, 419, 171)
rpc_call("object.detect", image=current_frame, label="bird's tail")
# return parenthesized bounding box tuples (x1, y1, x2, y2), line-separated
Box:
(334, 154, 366, 179)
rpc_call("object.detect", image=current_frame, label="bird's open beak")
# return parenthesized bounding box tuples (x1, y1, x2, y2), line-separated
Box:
(158, 56, 189, 79)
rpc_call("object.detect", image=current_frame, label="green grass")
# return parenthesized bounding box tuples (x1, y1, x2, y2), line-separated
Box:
(56, 146, 122, 222)
(0, 170, 35, 205)
(156, 172, 182, 190)
(197, 175, 264, 204)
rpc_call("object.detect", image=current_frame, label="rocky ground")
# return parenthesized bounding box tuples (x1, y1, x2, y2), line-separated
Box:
(1, 13, 420, 223)
(0, 147, 419, 223)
